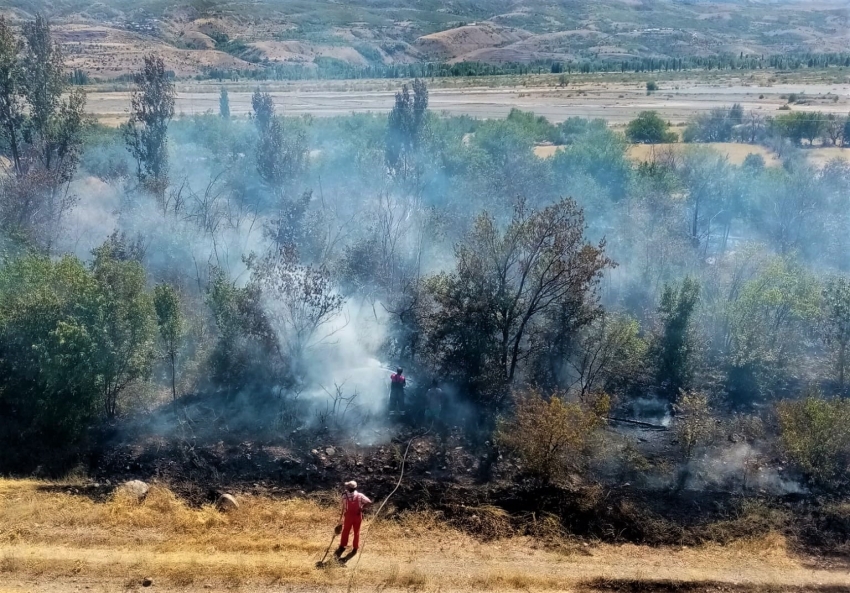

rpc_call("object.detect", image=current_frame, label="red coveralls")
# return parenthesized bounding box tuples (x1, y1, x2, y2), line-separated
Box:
(340, 491, 371, 550)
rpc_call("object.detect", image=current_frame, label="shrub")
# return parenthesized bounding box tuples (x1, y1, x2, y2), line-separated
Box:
(673, 391, 715, 460)
(646, 81, 659, 93)
(496, 388, 609, 482)
(776, 389, 850, 491)
(626, 111, 678, 144)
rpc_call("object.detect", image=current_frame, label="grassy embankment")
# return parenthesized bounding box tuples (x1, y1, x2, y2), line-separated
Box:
(0, 479, 847, 591)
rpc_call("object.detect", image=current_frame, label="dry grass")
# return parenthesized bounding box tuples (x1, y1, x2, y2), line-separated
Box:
(0, 479, 847, 592)
(537, 141, 849, 170)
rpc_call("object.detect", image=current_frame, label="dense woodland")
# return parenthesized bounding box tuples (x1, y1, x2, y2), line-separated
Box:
(1, 16, 850, 500)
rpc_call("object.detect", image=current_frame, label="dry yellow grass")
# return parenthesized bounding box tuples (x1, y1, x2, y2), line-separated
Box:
(536, 141, 850, 170)
(0, 478, 847, 592)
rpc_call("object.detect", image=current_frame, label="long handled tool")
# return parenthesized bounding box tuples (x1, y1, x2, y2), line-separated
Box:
(315, 507, 344, 568)
(345, 422, 433, 590)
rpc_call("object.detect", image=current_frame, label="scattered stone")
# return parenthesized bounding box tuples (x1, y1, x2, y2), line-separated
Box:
(325, 447, 336, 456)
(142, 577, 153, 587)
(118, 480, 149, 501)
(216, 493, 239, 512)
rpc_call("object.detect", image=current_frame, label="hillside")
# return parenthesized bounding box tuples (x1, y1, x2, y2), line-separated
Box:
(0, 0, 847, 77)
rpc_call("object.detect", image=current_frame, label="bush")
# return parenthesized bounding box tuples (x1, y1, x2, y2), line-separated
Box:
(496, 388, 609, 482)
(646, 81, 659, 93)
(626, 111, 678, 144)
(0, 256, 102, 446)
(673, 391, 715, 460)
(776, 390, 850, 491)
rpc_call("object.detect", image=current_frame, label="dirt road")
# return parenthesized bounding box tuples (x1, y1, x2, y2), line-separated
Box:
(87, 78, 850, 125)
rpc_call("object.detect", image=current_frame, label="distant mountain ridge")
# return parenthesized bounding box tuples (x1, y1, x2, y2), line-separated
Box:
(0, 0, 846, 77)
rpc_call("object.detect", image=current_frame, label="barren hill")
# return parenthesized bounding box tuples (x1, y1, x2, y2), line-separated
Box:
(0, 0, 847, 77)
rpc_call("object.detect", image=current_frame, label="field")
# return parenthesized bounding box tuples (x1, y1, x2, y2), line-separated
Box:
(0, 479, 848, 593)
(85, 70, 850, 127)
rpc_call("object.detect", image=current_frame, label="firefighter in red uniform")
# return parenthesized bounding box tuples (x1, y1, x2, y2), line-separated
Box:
(335, 480, 372, 558)
(389, 367, 406, 415)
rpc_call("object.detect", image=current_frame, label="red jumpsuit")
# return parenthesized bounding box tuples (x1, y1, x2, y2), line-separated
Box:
(340, 490, 371, 550)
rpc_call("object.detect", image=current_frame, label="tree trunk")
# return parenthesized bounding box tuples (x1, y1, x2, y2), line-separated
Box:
(170, 350, 177, 401)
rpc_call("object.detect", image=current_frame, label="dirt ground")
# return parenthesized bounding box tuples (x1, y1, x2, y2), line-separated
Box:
(0, 479, 847, 593)
(85, 73, 850, 125)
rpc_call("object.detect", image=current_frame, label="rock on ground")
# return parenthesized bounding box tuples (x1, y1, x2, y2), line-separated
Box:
(118, 480, 149, 501)
(216, 493, 239, 512)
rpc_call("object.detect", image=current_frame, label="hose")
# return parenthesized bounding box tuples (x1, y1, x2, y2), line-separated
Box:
(345, 422, 433, 592)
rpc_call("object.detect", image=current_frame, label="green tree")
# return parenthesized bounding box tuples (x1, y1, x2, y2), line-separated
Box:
(566, 314, 648, 401)
(724, 256, 820, 402)
(774, 111, 823, 146)
(251, 90, 308, 205)
(0, 14, 87, 249)
(219, 86, 230, 119)
(0, 255, 101, 445)
(673, 390, 715, 460)
(843, 115, 850, 147)
(90, 239, 157, 418)
(206, 268, 280, 394)
(776, 389, 850, 490)
(154, 284, 184, 401)
(385, 78, 428, 187)
(822, 276, 850, 392)
(123, 54, 175, 197)
(0, 17, 23, 176)
(652, 277, 700, 401)
(626, 111, 677, 144)
(422, 198, 613, 405)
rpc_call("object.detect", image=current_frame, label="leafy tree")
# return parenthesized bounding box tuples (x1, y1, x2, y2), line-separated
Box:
(774, 111, 823, 146)
(626, 111, 677, 144)
(551, 121, 631, 200)
(219, 86, 230, 119)
(679, 148, 734, 245)
(724, 256, 820, 402)
(821, 277, 850, 392)
(673, 390, 715, 460)
(652, 277, 700, 401)
(252, 247, 344, 378)
(496, 388, 608, 482)
(0, 255, 101, 445)
(776, 389, 850, 491)
(154, 284, 184, 401)
(386, 78, 428, 186)
(422, 198, 612, 403)
(206, 268, 280, 394)
(742, 153, 765, 171)
(683, 105, 743, 143)
(822, 113, 844, 146)
(469, 118, 550, 207)
(505, 108, 560, 144)
(565, 314, 648, 401)
(90, 239, 157, 418)
(0, 14, 88, 249)
(251, 90, 308, 205)
(0, 17, 23, 176)
(843, 115, 850, 147)
(123, 54, 175, 196)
